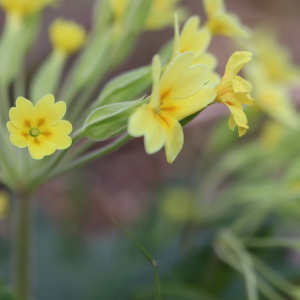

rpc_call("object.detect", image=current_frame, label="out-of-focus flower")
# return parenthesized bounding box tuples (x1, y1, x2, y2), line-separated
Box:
(109, 0, 187, 31)
(128, 53, 216, 163)
(215, 51, 254, 137)
(260, 121, 287, 150)
(7, 95, 72, 160)
(203, 0, 250, 39)
(173, 15, 220, 86)
(0, 191, 9, 219)
(251, 29, 300, 85)
(145, 0, 187, 31)
(246, 63, 299, 129)
(0, 0, 55, 18)
(50, 19, 86, 55)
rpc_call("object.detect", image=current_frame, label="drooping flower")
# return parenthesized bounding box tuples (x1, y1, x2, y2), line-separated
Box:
(50, 19, 86, 55)
(215, 51, 254, 137)
(0, 0, 55, 18)
(128, 53, 216, 163)
(203, 0, 250, 39)
(7, 95, 72, 160)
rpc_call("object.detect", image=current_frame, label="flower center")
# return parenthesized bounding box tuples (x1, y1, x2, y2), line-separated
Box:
(29, 128, 40, 137)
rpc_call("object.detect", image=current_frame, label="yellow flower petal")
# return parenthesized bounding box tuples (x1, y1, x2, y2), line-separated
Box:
(35, 94, 66, 125)
(232, 76, 252, 94)
(160, 53, 208, 99)
(223, 51, 252, 81)
(203, 0, 224, 16)
(149, 55, 161, 109)
(128, 105, 164, 154)
(161, 116, 184, 164)
(46, 120, 73, 150)
(9, 97, 34, 129)
(7, 122, 29, 148)
(28, 140, 56, 160)
(193, 52, 217, 71)
(180, 17, 211, 56)
(161, 85, 216, 121)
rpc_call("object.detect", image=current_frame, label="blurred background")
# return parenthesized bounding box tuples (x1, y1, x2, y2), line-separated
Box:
(1, 0, 300, 299)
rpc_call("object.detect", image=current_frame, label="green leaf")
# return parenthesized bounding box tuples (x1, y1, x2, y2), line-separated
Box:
(94, 65, 152, 107)
(82, 97, 148, 141)
(92, 0, 113, 33)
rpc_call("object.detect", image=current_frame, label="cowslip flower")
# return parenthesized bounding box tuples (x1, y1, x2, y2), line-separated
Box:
(0, 0, 55, 18)
(173, 15, 220, 86)
(145, 0, 187, 31)
(128, 53, 216, 163)
(246, 64, 299, 128)
(109, 0, 186, 31)
(251, 28, 300, 85)
(50, 19, 86, 55)
(203, 0, 249, 39)
(7, 95, 72, 160)
(215, 51, 254, 137)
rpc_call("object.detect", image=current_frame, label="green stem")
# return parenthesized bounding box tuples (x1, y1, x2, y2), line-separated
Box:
(15, 192, 32, 300)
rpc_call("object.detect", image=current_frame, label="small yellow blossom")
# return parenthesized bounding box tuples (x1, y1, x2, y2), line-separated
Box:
(203, 0, 249, 39)
(0, 0, 55, 17)
(50, 19, 86, 55)
(128, 53, 216, 163)
(109, 0, 187, 31)
(215, 51, 254, 137)
(7, 95, 72, 160)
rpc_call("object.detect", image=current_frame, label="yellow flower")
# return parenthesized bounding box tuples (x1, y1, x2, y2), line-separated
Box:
(7, 95, 72, 160)
(245, 62, 299, 128)
(128, 53, 216, 163)
(50, 19, 86, 55)
(0, 0, 55, 17)
(145, 0, 187, 31)
(203, 0, 250, 39)
(251, 28, 300, 85)
(109, 0, 187, 31)
(173, 15, 220, 86)
(215, 51, 254, 137)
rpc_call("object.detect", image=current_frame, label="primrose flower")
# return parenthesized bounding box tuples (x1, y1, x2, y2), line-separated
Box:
(109, 0, 187, 31)
(7, 95, 72, 160)
(50, 19, 86, 55)
(128, 53, 216, 163)
(173, 15, 219, 86)
(145, 0, 187, 31)
(215, 51, 254, 137)
(0, 0, 55, 18)
(251, 29, 300, 85)
(203, 0, 250, 39)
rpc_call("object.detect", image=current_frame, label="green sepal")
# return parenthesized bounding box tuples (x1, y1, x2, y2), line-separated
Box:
(93, 65, 152, 107)
(30, 50, 66, 103)
(82, 97, 148, 141)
